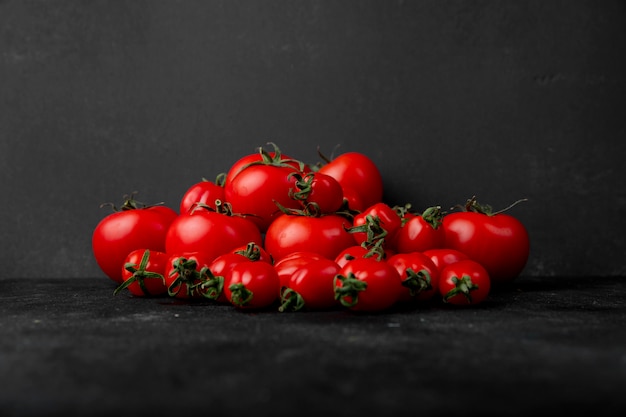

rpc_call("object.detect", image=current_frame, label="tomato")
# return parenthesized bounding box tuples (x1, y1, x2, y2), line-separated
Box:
(92, 195, 177, 283)
(318, 151, 383, 210)
(165, 206, 263, 262)
(223, 144, 309, 231)
(274, 251, 325, 288)
(114, 249, 169, 297)
(334, 257, 403, 312)
(341, 186, 366, 213)
(231, 242, 273, 264)
(393, 206, 445, 253)
(165, 252, 223, 300)
(350, 202, 403, 247)
(439, 259, 491, 305)
(387, 252, 439, 302)
(290, 172, 344, 214)
(422, 248, 470, 274)
(224, 261, 281, 309)
(279, 258, 341, 312)
(333, 244, 389, 268)
(264, 213, 355, 262)
(442, 197, 530, 283)
(179, 178, 225, 214)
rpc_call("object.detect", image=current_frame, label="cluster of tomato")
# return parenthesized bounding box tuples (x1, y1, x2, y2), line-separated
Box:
(92, 143, 530, 312)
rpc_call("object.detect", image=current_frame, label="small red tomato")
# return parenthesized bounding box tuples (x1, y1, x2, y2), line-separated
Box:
(350, 202, 403, 247)
(179, 178, 225, 214)
(279, 258, 341, 312)
(334, 257, 403, 312)
(439, 259, 491, 306)
(387, 252, 440, 302)
(114, 249, 169, 297)
(290, 172, 344, 214)
(274, 251, 325, 288)
(224, 261, 281, 310)
(393, 206, 445, 253)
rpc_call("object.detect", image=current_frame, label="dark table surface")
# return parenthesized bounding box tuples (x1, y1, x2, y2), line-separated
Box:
(1, 275, 625, 417)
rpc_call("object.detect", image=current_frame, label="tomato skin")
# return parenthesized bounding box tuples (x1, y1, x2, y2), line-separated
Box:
(351, 202, 403, 246)
(334, 257, 403, 312)
(224, 261, 281, 309)
(279, 258, 341, 312)
(179, 179, 225, 214)
(264, 214, 355, 263)
(442, 212, 529, 284)
(393, 215, 445, 253)
(165, 209, 263, 262)
(439, 259, 491, 305)
(318, 152, 383, 210)
(423, 248, 470, 274)
(387, 252, 440, 302)
(115, 249, 169, 297)
(274, 251, 325, 288)
(92, 205, 177, 283)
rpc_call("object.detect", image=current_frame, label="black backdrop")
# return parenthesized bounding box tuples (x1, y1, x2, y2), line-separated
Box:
(2, 0, 625, 279)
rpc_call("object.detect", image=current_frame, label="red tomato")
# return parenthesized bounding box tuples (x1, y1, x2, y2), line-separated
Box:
(318, 151, 383, 210)
(334, 257, 403, 312)
(334, 244, 389, 268)
(393, 206, 445, 253)
(290, 172, 344, 214)
(114, 249, 169, 297)
(350, 202, 403, 247)
(422, 248, 470, 274)
(279, 258, 341, 312)
(92, 196, 177, 283)
(165, 207, 262, 262)
(442, 198, 529, 283)
(224, 261, 281, 309)
(165, 252, 223, 300)
(274, 251, 325, 288)
(341, 186, 366, 213)
(387, 252, 439, 302)
(264, 213, 355, 262)
(179, 178, 225, 214)
(439, 259, 491, 305)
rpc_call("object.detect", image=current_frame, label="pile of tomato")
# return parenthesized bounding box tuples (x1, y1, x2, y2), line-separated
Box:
(92, 143, 530, 312)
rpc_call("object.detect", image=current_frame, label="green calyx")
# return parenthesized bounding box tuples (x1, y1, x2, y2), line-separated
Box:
(228, 282, 254, 307)
(458, 195, 528, 216)
(233, 242, 264, 261)
(113, 250, 164, 296)
(166, 257, 224, 300)
(233, 142, 306, 179)
(442, 274, 479, 304)
(334, 272, 368, 308)
(421, 205, 444, 229)
(278, 287, 306, 312)
(401, 268, 432, 297)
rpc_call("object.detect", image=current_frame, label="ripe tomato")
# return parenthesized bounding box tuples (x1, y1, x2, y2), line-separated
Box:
(264, 213, 355, 262)
(114, 249, 169, 297)
(165, 252, 223, 300)
(350, 202, 403, 247)
(92, 196, 177, 283)
(334, 244, 389, 268)
(318, 151, 383, 210)
(387, 252, 439, 302)
(422, 248, 470, 274)
(165, 206, 263, 262)
(224, 261, 281, 310)
(290, 172, 344, 214)
(393, 206, 445, 253)
(274, 251, 325, 288)
(439, 259, 491, 305)
(179, 178, 225, 214)
(334, 257, 403, 312)
(279, 258, 341, 312)
(442, 197, 530, 284)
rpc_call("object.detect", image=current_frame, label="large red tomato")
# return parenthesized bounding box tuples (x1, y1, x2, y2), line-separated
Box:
(317, 151, 383, 210)
(264, 213, 355, 262)
(92, 195, 177, 283)
(442, 197, 529, 284)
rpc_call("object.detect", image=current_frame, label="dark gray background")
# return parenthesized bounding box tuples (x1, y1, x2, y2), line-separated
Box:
(2, 0, 625, 280)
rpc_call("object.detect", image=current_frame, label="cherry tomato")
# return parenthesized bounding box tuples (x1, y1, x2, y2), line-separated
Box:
(114, 249, 169, 297)
(439, 259, 491, 306)
(387, 252, 439, 302)
(92, 195, 177, 283)
(279, 258, 341, 312)
(165, 252, 223, 300)
(264, 213, 355, 262)
(422, 248, 470, 274)
(350, 202, 403, 247)
(165, 205, 263, 262)
(179, 178, 225, 214)
(274, 251, 325, 288)
(334, 257, 403, 312)
(289, 172, 344, 214)
(393, 206, 445, 253)
(442, 197, 530, 283)
(224, 261, 281, 310)
(334, 244, 389, 268)
(318, 151, 383, 210)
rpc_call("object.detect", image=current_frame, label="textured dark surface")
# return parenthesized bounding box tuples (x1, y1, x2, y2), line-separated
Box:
(1, 276, 625, 416)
